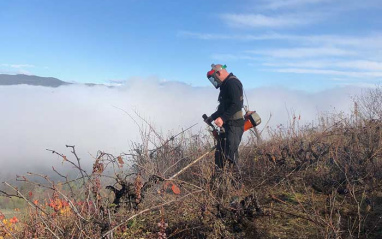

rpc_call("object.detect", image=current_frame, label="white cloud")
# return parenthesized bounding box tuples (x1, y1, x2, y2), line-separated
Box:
(335, 60, 382, 71)
(178, 31, 382, 51)
(1, 64, 35, 68)
(177, 31, 289, 41)
(12, 64, 35, 68)
(263, 60, 330, 68)
(177, 31, 232, 40)
(262, 0, 332, 9)
(220, 14, 315, 28)
(335, 81, 381, 88)
(179, 30, 382, 81)
(261, 59, 382, 81)
(275, 68, 382, 78)
(0, 80, 363, 176)
(18, 69, 32, 75)
(0, 63, 36, 75)
(248, 47, 356, 58)
(211, 54, 257, 61)
(302, 35, 382, 50)
(263, 60, 382, 71)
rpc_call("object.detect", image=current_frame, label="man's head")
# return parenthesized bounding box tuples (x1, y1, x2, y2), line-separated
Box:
(207, 64, 229, 89)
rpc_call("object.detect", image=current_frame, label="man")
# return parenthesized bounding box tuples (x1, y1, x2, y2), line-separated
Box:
(206, 64, 245, 169)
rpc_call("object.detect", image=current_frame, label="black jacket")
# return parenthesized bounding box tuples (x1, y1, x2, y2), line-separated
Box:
(211, 73, 244, 124)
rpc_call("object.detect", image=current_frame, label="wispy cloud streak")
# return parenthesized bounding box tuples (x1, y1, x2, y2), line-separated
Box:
(220, 14, 317, 28)
(276, 68, 382, 78)
(264, 60, 382, 71)
(248, 47, 356, 58)
(261, 0, 333, 10)
(178, 31, 382, 50)
(211, 54, 257, 61)
(1, 64, 35, 68)
(177, 31, 289, 41)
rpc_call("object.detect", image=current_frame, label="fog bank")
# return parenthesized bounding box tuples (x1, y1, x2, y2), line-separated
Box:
(0, 78, 363, 178)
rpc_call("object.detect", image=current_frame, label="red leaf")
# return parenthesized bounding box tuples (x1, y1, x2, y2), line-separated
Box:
(171, 184, 181, 195)
(117, 156, 124, 165)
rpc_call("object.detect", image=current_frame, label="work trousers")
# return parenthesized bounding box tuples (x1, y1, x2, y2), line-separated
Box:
(215, 123, 244, 169)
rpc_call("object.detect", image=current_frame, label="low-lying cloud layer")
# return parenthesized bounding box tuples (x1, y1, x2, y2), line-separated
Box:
(0, 79, 363, 179)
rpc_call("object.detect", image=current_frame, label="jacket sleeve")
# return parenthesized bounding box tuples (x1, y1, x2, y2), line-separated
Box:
(220, 79, 243, 122)
(210, 102, 224, 121)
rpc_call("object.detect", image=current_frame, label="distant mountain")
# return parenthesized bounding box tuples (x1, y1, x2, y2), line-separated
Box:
(0, 74, 71, 87)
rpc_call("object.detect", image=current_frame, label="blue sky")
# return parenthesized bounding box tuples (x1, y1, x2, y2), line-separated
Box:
(1, 0, 382, 91)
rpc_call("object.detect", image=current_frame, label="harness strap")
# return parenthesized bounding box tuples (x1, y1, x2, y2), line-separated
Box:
(227, 75, 244, 121)
(229, 110, 244, 121)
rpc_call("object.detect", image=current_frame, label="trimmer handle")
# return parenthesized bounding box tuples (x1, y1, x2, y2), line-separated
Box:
(202, 114, 214, 127)
(203, 114, 220, 140)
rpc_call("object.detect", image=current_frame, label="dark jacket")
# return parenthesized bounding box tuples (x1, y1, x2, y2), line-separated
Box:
(211, 73, 244, 125)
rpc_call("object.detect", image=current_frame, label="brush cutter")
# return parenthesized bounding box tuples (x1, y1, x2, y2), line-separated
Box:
(202, 114, 221, 140)
(203, 111, 261, 136)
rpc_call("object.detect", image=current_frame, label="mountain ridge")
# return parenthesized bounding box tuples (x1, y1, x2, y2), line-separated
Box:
(0, 74, 71, 87)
